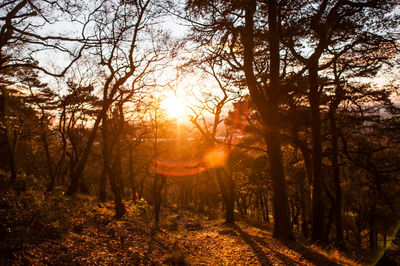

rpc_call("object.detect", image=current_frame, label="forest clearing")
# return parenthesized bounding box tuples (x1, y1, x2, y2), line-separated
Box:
(1, 0, 400, 264)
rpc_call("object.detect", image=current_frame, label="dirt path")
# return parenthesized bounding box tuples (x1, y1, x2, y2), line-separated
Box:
(172, 215, 352, 265)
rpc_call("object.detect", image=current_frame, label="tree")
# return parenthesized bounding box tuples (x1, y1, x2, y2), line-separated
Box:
(123, 100, 152, 202)
(65, 0, 171, 201)
(149, 96, 170, 227)
(184, 59, 241, 223)
(184, 0, 293, 238)
(20, 69, 58, 191)
(280, 0, 399, 243)
(0, 0, 92, 75)
(0, 0, 92, 185)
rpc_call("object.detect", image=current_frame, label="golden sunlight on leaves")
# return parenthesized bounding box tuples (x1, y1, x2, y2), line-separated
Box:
(204, 148, 227, 167)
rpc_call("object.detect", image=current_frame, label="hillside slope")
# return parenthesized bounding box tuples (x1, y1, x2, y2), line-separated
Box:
(1, 190, 358, 265)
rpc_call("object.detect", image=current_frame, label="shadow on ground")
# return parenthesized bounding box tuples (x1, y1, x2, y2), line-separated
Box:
(229, 223, 340, 266)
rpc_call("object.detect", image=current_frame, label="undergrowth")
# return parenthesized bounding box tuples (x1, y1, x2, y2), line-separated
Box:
(0, 171, 154, 264)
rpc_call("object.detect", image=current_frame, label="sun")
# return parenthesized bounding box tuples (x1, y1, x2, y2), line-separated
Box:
(160, 95, 189, 120)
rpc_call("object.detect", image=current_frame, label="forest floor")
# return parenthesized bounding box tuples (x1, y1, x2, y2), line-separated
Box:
(0, 186, 359, 265)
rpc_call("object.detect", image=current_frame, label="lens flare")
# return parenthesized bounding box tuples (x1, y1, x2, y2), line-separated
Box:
(204, 148, 227, 167)
(373, 223, 400, 265)
(155, 101, 249, 176)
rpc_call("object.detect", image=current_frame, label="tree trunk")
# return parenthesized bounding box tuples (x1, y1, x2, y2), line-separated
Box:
(241, 0, 293, 240)
(263, 191, 270, 223)
(215, 168, 235, 223)
(265, 131, 293, 239)
(109, 166, 126, 219)
(369, 192, 377, 251)
(329, 69, 345, 248)
(99, 117, 109, 202)
(99, 170, 107, 202)
(237, 198, 244, 217)
(227, 170, 235, 222)
(309, 62, 325, 243)
(383, 234, 387, 248)
(79, 180, 89, 194)
(259, 191, 265, 221)
(114, 145, 124, 198)
(41, 130, 55, 192)
(329, 112, 344, 248)
(129, 143, 136, 202)
(8, 136, 17, 182)
(291, 130, 312, 238)
(153, 173, 166, 227)
(324, 186, 335, 243)
(300, 197, 309, 238)
(1, 87, 17, 182)
(66, 110, 103, 195)
(102, 114, 125, 218)
(267, 0, 293, 239)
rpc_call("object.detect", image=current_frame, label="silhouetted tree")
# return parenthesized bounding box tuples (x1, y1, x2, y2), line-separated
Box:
(184, 0, 293, 238)
(280, 0, 399, 242)
(65, 0, 171, 201)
